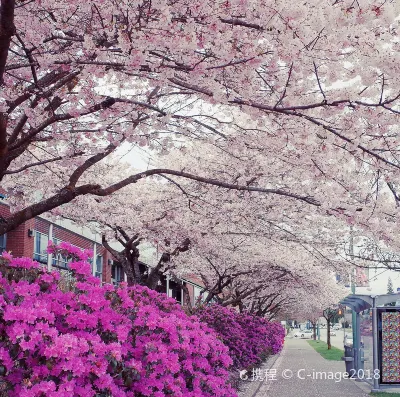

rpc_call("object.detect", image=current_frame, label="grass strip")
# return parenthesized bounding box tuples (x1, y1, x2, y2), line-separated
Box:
(307, 340, 344, 361)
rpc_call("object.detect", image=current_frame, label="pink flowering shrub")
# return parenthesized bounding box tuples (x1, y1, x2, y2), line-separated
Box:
(0, 244, 236, 397)
(195, 305, 284, 370)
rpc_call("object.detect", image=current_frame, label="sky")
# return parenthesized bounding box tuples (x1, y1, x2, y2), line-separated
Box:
(115, 143, 154, 171)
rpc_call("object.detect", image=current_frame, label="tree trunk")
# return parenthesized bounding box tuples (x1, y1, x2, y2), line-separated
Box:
(203, 290, 216, 305)
(145, 253, 169, 290)
(102, 235, 137, 286)
(327, 322, 331, 349)
(120, 257, 136, 286)
(182, 283, 193, 313)
(132, 257, 141, 284)
(146, 269, 161, 290)
(0, 0, 15, 86)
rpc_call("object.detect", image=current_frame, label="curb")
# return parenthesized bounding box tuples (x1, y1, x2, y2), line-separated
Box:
(349, 378, 373, 395)
(238, 343, 286, 397)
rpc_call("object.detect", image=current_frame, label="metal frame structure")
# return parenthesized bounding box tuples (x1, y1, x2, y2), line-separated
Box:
(340, 293, 400, 391)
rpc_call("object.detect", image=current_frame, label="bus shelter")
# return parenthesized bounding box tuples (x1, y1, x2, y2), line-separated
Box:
(340, 293, 400, 391)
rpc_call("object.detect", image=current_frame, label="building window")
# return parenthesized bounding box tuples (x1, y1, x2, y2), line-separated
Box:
(193, 285, 206, 305)
(169, 281, 182, 303)
(111, 264, 124, 285)
(33, 231, 48, 264)
(0, 234, 6, 253)
(95, 255, 103, 279)
(51, 238, 69, 268)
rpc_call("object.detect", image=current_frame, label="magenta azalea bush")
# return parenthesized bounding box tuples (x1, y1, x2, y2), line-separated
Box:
(0, 244, 236, 397)
(195, 305, 284, 370)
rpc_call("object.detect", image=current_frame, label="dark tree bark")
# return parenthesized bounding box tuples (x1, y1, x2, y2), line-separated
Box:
(309, 320, 317, 340)
(323, 307, 338, 350)
(145, 253, 169, 290)
(144, 237, 190, 289)
(0, 0, 15, 86)
(182, 282, 193, 313)
(101, 231, 141, 286)
(102, 227, 190, 292)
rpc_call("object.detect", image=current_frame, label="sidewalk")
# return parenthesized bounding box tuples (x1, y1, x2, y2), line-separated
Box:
(239, 338, 370, 397)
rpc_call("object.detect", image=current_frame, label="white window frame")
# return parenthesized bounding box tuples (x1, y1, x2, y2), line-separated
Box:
(51, 238, 69, 268)
(33, 231, 49, 264)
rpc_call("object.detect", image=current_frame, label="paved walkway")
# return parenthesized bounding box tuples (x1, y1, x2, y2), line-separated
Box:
(239, 338, 370, 397)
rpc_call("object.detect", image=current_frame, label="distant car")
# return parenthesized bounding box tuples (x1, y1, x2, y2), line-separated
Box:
(330, 331, 337, 336)
(344, 334, 353, 347)
(294, 330, 313, 338)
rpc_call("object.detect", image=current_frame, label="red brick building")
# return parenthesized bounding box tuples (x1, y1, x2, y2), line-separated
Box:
(0, 201, 121, 284)
(0, 202, 205, 306)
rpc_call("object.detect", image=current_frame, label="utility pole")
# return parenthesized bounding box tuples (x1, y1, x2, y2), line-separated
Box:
(349, 225, 359, 372)
(349, 226, 356, 341)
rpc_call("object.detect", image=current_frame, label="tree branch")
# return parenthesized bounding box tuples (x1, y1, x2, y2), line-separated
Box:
(5, 155, 64, 174)
(0, 0, 15, 85)
(0, 166, 320, 235)
(93, 168, 321, 206)
(68, 144, 117, 187)
(219, 18, 264, 31)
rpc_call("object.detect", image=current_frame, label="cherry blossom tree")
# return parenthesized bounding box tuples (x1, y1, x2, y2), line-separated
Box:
(1, 0, 400, 324)
(0, 0, 400, 242)
(57, 168, 341, 320)
(46, 153, 349, 317)
(302, 308, 323, 341)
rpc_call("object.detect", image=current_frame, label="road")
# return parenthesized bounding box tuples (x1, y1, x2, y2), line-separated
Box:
(288, 328, 352, 350)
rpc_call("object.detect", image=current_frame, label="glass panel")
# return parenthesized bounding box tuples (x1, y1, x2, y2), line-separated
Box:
(0, 234, 6, 253)
(95, 256, 103, 279)
(193, 286, 206, 304)
(52, 253, 69, 268)
(33, 232, 48, 264)
(117, 266, 123, 282)
(360, 309, 373, 383)
(111, 264, 124, 285)
(96, 256, 102, 272)
(52, 239, 68, 268)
